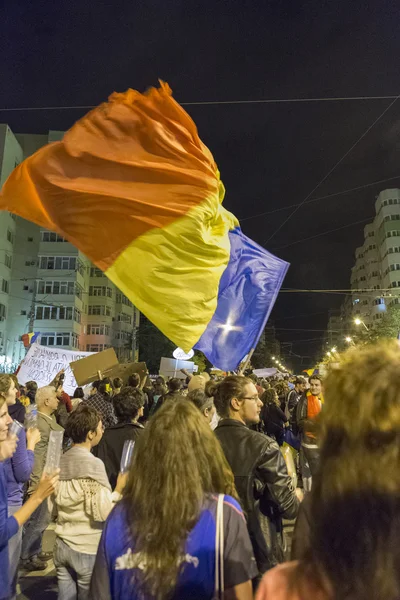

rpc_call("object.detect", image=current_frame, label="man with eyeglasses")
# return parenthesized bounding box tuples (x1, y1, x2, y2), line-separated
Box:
(214, 376, 300, 577)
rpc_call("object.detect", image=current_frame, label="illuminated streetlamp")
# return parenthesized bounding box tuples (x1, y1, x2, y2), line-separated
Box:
(354, 317, 369, 331)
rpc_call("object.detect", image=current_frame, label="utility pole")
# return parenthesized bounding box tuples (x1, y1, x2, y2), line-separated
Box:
(131, 309, 138, 361)
(26, 280, 37, 355)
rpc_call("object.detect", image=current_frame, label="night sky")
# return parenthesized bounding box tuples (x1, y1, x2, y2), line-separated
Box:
(1, 0, 400, 370)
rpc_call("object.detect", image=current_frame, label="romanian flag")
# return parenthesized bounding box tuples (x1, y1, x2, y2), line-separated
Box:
(21, 332, 40, 348)
(0, 83, 288, 371)
(303, 368, 320, 377)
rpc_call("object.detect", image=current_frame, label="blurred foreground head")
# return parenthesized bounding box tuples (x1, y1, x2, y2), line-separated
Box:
(309, 341, 400, 600)
(123, 399, 236, 598)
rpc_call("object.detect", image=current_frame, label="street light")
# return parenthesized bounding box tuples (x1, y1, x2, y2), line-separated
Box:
(331, 347, 337, 353)
(345, 336, 352, 343)
(354, 317, 369, 331)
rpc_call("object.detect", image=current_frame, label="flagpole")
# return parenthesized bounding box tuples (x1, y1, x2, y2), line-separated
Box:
(238, 347, 255, 376)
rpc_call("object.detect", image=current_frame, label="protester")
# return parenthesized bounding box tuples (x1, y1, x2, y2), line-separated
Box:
(20, 385, 64, 571)
(148, 376, 168, 416)
(112, 378, 123, 396)
(54, 405, 126, 600)
(127, 373, 141, 389)
(274, 381, 290, 412)
(285, 376, 306, 432)
(167, 377, 182, 394)
(257, 342, 400, 600)
(260, 388, 289, 446)
(0, 394, 59, 599)
(94, 387, 145, 488)
(9, 375, 27, 422)
(83, 381, 117, 429)
(296, 375, 323, 484)
(90, 400, 257, 599)
(71, 387, 84, 410)
(25, 381, 38, 405)
(18, 386, 30, 408)
(54, 381, 73, 428)
(212, 376, 300, 574)
(187, 389, 216, 424)
(1, 374, 41, 596)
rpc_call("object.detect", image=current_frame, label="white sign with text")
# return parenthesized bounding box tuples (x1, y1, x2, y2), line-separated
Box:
(17, 344, 93, 396)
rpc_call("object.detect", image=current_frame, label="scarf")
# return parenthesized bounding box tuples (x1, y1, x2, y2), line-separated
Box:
(60, 446, 111, 491)
(306, 393, 322, 440)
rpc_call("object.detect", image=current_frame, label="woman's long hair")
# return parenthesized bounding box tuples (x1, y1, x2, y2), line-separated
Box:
(261, 388, 279, 407)
(123, 399, 237, 599)
(301, 341, 400, 600)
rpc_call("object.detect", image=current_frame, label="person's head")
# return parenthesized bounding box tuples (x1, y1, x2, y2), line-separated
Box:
(167, 378, 182, 393)
(26, 381, 38, 393)
(113, 377, 123, 391)
(187, 389, 216, 423)
(73, 387, 84, 399)
(208, 375, 262, 425)
(123, 399, 237, 598)
(187, 375, 206, 393)
(260, 379, 271, 391)
(294, 376, 307, 393)
(35, 386, 59, 415)
(304, 342, 400, 600)
(0, 394, 12, 441)
(89, 380, 100, 396)
(128, 373, 140, 389)
(97, 381, 111, 398)
(65, 404, 103, 448)
(114, 387, 145, 423)
(0, 374, 17, 406)
(274, 380, 288, 398)
(10, 375, 20, 398)
(309, 375, 323, 397)
(261, 387, 279, 407)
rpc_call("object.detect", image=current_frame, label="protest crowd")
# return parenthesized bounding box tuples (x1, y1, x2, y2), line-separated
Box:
(0, 340, 398, 600)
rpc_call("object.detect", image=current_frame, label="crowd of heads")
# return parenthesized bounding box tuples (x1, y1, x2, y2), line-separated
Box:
(1, 341, 400, 600)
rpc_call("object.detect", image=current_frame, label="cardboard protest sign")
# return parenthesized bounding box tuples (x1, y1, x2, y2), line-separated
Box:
(70, 348, 118, 386)
(70, 348, 148, 387)
(17, 344, 92, 395)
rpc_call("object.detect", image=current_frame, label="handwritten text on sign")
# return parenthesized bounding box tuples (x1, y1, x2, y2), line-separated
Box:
(17, 344, 93, 395)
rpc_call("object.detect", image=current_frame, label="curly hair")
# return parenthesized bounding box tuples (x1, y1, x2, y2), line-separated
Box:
(300, 341, 400, 600)
(113, 387, 144, 423)
(123, 399, 237, 599)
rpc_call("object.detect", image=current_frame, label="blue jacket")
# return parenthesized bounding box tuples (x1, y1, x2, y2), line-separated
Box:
(4, 428, 34, 506)
(0, 463, 19, 599)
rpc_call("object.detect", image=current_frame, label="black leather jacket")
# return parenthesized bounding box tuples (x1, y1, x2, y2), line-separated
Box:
(215, 419, 299, 573)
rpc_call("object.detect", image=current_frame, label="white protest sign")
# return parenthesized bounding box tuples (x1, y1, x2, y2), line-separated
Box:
(253, 368, 277, 377)
(159, 357, 197, 379)
(17, 343, 93, 396)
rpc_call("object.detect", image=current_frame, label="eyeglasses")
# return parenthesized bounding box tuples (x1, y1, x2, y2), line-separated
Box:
(241, 396, 259, 402)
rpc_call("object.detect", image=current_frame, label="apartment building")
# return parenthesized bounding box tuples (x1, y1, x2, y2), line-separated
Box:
(0, 124, 140, 366)
(350, 188, 400, 327)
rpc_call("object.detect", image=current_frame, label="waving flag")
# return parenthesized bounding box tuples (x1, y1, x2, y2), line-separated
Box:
(21, 332, 40, 348)
(0, 82, 288, 370)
